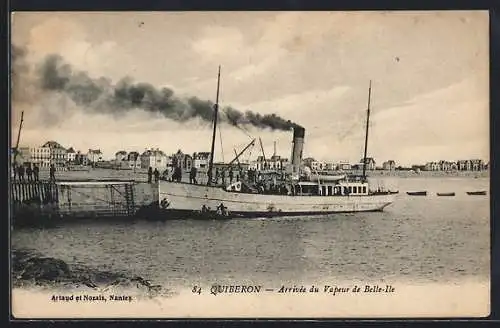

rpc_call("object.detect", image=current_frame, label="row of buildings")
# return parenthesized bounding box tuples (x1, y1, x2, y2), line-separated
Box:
(422, 159, 487, 172)
(12, 141, 489, 173)
(112, 149, 213, 171)
(12, 141, 214, 171)
(301, 157, 382, 172)
(13, 141, 104, 168)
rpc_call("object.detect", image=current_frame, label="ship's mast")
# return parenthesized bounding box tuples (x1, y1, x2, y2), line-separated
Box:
(207, 66, 221, 186)
(13, 111, 24, 164)
(362, 80, 372, 180)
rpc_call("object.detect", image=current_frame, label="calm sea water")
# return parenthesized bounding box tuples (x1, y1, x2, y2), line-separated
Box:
(11, 177, 490, 291)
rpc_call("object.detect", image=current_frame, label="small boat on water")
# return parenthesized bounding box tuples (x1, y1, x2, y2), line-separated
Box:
(406, 191, 427, 196)
(466, 191, 487, 196)
(371, 190, 399, 195)
(437, 192, 455, 197)
(136, 202, 237, 220)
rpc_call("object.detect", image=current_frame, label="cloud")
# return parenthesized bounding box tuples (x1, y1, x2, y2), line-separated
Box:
(23, 16, 132, 84)
(369, 75, 488, 164)
(191, 26, 245, 60)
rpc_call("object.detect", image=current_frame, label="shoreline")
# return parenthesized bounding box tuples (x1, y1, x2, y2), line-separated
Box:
(11, 248, 168, 298)
(11, 167, 490, 182)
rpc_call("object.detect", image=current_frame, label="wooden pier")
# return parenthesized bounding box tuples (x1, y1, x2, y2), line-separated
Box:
(10, 180, 157, 224)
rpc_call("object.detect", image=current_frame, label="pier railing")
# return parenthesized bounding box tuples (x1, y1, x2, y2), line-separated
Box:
(10, 181, 59, 205)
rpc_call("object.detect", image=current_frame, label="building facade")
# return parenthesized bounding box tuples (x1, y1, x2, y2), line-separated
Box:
(193, 152, 210, 169)
(325, 162, 337, 171)
(184, 154, 193, 171)
(123, 151, 141, 169)
(382, 160, 396, 171)
(359, 157, 376, 171)
(115, 151, 128, 162)
(338, 161, 351, 171)
(424, 162, 440, 171)
(29, 141, 67, 167)
(74, 151, 89, 165)
(310, 161, 327, 171)
(66, 147, 77, 163)
(87, 149, 103, 164)
(470, 159, 484, 171)
(172, 150, 193, 171)
(141, 148, 168, 170)
(251, 155, 288, 171)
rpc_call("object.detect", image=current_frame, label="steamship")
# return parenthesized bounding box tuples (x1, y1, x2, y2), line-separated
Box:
(155, 68, 395, 219)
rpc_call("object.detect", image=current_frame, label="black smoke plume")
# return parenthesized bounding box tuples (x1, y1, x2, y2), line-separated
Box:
(34, 53, 300, 130)
(11, 45, 30, 98)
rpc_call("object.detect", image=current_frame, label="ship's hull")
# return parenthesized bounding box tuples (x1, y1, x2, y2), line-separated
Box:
(156, 181, 394, 219)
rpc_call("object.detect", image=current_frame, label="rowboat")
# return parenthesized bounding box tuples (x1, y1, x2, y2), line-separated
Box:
(466, 191, 487, 196)
(437, 192, 455, 197)
(406, 191, 427, 196)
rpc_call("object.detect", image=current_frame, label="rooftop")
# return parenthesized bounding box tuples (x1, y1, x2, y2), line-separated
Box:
(42, 141, 65, 149)
(142, 149, 166, 157)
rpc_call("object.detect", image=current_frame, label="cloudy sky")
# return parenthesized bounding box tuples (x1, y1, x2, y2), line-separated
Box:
(11, 11, 489, 166)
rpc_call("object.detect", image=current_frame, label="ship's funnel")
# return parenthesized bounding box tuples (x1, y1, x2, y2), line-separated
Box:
(290, 126, 305, 174)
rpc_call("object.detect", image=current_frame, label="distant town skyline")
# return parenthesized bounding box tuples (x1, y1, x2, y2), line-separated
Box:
(11, 11, 489, 166)
(14, 139, 489, 168)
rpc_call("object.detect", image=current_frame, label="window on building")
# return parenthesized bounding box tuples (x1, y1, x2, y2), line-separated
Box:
(362, 186, 367, 194)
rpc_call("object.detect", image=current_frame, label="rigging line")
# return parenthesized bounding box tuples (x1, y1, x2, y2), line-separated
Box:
(247, 143, 254, 163)
(237, 124, 254, 140)
(218, 111, 225, 163)
(220, 108, 254, 140)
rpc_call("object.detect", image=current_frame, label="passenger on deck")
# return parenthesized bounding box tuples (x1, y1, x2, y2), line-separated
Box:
(174, 166, 182, 182)
(49, 164, 56, 182)
(153, 168, 160, 182)
(229, 168, 234, 184)
(190, 166, 198, 184)
(161, 169, 169, 181)
(147, 167, 153, 183)
(33, 164, 39, 182)
(18, 165, 25, 182)
(26, 163, 33, 182)
(257, 184, 264, 194)
(207, 170, 212, 185)
(12, 164, 17, 181)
